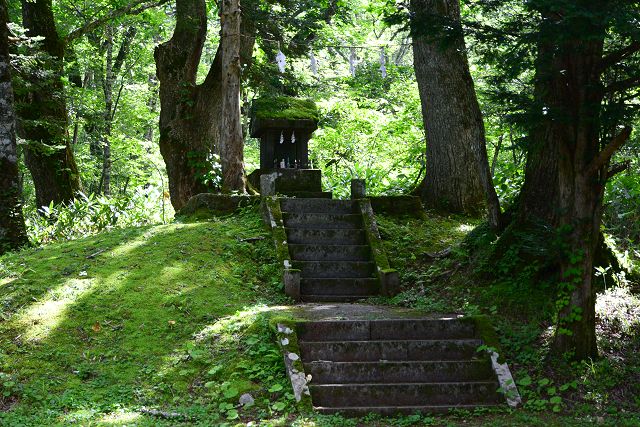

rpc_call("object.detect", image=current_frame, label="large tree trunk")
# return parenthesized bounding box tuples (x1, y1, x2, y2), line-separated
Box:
(155, 0, 256, 210)
(155, 0, 217, 211)
(219, 0, 246, 192)
(528, 4, 623, 360)
(0, 0, 28, 253)
(19, 0, 80, 208)
(409, 0, 501, 227)
(516, 41, 561, 227)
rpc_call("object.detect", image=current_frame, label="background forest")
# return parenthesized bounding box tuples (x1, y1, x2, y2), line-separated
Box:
(1, 0, 640, 425)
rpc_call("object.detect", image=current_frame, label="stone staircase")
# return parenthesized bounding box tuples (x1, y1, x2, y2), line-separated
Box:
(266, 195, 519, 416)
(280, 198, 381, 302)
(296, 318, 508, 415)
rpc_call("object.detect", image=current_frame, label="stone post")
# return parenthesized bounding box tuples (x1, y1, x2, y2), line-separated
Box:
(351, 179, 366, 199)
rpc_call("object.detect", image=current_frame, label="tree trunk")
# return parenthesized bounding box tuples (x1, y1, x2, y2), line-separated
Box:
(101, 25, 136, 196)
(19, 0, 80, 208)
(409, 0, 501, 228)
(527, 5, 619, 360)
(219, 0, 246, 192)
(516, 40, 561, 227)
(102, 26, 114, 196)
(0, 0, 28, 253)
(155, 0, 256, 210)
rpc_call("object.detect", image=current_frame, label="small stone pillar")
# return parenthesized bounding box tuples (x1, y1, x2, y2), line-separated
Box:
(260, 173, 277, 196)
(351, 179, 366, 199)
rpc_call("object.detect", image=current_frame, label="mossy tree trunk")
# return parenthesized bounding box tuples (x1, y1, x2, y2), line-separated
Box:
(0, 0, 28, 253)
(19, 0, 80, 208)
(409, 0, 502, 229)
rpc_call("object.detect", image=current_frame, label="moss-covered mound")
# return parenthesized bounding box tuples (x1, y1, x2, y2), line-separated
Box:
(252, 96, 319, 121)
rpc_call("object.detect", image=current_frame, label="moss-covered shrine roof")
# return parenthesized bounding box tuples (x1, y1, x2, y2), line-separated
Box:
(252, 96, 319, 121)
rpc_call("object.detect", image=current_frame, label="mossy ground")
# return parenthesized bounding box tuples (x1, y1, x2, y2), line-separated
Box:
(0, 209, 299, 425)
(1, 208, 639, 426)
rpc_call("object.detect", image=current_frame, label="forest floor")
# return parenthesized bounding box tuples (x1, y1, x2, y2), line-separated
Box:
(0, 207, 639, 426)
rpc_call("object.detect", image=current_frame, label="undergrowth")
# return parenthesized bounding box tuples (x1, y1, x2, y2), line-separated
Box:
(372, 212, 640, 424)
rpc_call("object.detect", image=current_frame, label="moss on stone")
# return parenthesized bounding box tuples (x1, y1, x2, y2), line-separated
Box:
(252, 96, 319, 121)
(463, 315, 506, 364)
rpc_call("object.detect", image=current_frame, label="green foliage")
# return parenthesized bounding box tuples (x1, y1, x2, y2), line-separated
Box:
(252, 96, 319, 121)
(24, 191, 170, 246)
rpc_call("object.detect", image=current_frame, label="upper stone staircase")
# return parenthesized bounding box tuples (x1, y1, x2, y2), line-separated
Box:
(280, 198, 383, 302)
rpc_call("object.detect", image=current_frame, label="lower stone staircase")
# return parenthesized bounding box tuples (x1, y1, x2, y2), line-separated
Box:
(280, 198, 382, 302)
(296, 318, 507, 415)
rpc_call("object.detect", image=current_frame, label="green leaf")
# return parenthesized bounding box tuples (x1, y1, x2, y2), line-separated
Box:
(226, 409, 239, 420)
(272, 401, 286, 411)
(517, 376, 532, 386)
(223, 387, 239, 398)
(550, 396, 562, 404)
(268, 384, 284, 392)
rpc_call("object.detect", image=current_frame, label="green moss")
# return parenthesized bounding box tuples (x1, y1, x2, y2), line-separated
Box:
(263, 197, 291, 265)
(0, 209, 294, 425)
(252, 96, 319, 121)
(463, 315, 505, 363)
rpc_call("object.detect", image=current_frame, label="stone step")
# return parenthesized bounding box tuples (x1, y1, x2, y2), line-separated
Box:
(305, 360, 494, 384)
(280, 198, 358, 214)
(283, 213, 363, 229)
(293, 261, 376, 279)
(297, 319, 475, 342)
(289, 244, 371, 261)
(301, 295, 372, 303)
(314, 404, 498, 416)
(299, 339, 483, 362)
(279, 191, 333, 199)
(300, 278, 379, 295)
(285, 228, 367, 245)
(309, 382, 502, 407)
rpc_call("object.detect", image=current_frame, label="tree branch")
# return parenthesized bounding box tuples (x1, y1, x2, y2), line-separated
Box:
(599, 41, 640, 73)
(607, 160, 631, 180)
(587, 127, 632, 176)
(604, 75, 640, 94)
(65, 0, 169, 43)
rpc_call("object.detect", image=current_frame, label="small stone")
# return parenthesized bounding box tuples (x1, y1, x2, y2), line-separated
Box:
(287, 353, 299, 361)
(281, 338, 289, 346)
(239, 393, 254, 407)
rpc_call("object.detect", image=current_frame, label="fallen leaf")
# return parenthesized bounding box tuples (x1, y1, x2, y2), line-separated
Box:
(92, 322, 101, 333)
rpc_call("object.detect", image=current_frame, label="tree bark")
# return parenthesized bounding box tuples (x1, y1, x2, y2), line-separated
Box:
(18, 0, 80, 208)
(0, 0, 28, 253)
(409, 0, 501, 228)
(219, 0, 246, 192)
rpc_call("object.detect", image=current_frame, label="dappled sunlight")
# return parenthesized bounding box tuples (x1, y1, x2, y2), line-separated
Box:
(17, 278, 97, 341)
(97, 409, 142, 425)
(457, 223, 475, 233)
(597, 286, 640, 332)
(155, 304, 290, 379)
